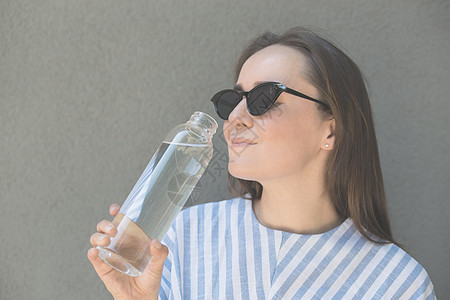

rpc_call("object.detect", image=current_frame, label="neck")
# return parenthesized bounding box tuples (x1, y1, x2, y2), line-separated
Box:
(253, 173, 342, 235)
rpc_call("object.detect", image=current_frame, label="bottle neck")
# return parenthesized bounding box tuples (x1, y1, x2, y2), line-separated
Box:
(186, 112, 218, 141)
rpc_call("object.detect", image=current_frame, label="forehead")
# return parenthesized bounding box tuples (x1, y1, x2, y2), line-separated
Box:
(237, 44, 308, 89)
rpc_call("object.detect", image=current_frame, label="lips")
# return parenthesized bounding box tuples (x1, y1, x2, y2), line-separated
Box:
(230, 137, 257, 146)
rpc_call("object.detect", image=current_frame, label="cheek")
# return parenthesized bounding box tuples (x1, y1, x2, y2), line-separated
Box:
(263, 118, 319, 162)
(264, 132, 302, 165)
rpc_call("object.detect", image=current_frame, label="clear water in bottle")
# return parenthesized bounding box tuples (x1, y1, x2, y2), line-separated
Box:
(97, 112, 216, 276)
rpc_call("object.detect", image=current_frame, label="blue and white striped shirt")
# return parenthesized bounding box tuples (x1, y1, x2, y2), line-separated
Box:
(160, 198, 435, 299)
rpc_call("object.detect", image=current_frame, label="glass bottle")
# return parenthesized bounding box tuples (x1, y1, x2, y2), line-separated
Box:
(97, 111, 217, 276)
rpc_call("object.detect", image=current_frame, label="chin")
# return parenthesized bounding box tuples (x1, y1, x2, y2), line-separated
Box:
(228, 162, 260, 181)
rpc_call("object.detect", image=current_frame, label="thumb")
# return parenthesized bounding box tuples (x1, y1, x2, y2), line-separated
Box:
(138, 239, 169, 295)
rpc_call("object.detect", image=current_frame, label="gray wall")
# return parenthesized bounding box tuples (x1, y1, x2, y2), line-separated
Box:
(1, 0, 448, 299)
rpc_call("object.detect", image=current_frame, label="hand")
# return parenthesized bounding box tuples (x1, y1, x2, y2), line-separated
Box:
(88, 204, 169, 300)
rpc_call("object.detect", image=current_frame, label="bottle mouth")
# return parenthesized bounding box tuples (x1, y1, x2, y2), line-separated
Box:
(189, 111, 218, 137)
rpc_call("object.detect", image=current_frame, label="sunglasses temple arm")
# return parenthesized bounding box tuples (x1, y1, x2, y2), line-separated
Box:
(284, 87, 330, 109)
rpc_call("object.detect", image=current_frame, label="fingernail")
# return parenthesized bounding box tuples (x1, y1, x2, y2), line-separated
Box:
(106, 225, 114, 233)
(154, 239, 161, 249)
(110, 205, 119, 214)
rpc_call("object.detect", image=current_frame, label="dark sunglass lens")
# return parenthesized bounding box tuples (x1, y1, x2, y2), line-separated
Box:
(217, 91, 241, 120)
(247, 84, 278, 116)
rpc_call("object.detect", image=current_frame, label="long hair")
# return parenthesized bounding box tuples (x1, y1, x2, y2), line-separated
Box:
(228, 26, 395, 244)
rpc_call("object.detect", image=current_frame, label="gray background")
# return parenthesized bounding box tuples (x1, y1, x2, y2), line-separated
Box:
(1, 0, 448, 299)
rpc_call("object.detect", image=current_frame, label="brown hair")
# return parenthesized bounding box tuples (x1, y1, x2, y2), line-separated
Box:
(228, 26, 395, 244)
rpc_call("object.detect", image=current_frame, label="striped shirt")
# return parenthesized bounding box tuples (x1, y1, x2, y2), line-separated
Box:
(159, 198, 435, 299)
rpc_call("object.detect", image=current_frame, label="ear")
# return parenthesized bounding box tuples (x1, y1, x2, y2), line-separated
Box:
(321, 118, 335, 151)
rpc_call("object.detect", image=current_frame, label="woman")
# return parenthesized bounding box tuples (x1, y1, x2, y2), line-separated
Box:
(88, 27, 435, 299)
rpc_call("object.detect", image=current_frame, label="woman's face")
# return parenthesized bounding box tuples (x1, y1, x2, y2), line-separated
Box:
(224, 44, 332, 183)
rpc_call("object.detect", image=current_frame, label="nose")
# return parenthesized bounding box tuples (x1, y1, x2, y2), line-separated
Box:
(226, 96, 253, 128)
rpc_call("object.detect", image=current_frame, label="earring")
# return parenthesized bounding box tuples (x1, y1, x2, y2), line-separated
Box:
(325, 144, 329, 148)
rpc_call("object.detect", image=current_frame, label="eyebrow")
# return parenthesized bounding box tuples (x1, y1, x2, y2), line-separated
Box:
(233, 81, 272, 92)
(233, 83, 243, 91)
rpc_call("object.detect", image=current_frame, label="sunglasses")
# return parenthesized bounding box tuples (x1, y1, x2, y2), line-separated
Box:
(211, 82, 330, 120)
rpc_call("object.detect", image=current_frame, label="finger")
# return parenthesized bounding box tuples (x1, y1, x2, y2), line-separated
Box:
(149, 239, 169, 260)
(96, 220, 117, 235)
(109, 204, 121, 216)
(90, 232, 111, 247)
(87, 247, 116, 278)
(139, 239, 169, 294)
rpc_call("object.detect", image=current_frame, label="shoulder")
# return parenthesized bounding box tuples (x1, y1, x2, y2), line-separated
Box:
(179, 197, 248, 219)
(162, 197, 251, 260)
(340, 219, 436, 298)
(165, 197, 249, 237)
